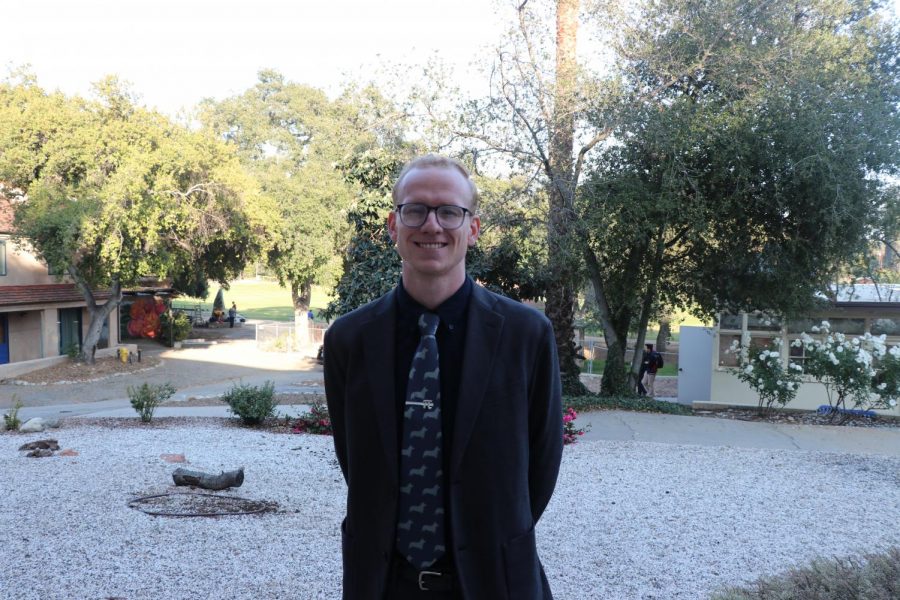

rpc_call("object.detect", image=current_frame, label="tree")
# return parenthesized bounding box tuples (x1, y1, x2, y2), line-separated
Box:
(200, 71, 404, 344)
(0, 75, 266, 362)
(578, 0, 900, 394)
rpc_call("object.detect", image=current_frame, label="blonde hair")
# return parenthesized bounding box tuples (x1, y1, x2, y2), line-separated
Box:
(392, 154, 479, 211)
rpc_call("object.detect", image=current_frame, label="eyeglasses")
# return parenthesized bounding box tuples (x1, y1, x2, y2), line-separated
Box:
(394, 203, 473, 230)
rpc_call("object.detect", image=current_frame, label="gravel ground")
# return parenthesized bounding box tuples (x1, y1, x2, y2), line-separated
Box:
(1, 420, 898, 600)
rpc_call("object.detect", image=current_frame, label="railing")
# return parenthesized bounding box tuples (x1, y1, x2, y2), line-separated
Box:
(255, 321, 327, 352)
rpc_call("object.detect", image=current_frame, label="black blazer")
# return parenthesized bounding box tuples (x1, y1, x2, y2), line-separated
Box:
(324, 283, 563, 599)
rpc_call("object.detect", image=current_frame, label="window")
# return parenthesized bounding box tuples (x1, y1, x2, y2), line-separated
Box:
(719, 314, 743, 330)
(871, 318, 900, 336)
(747, 313, 781, 331)
(0, 239, 6, 276)
(718, 334, 742, 367)
(827, 318, 865, 335)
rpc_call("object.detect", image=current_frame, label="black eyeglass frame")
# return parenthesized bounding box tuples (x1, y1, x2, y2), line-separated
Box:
(394, 203, 474, 230)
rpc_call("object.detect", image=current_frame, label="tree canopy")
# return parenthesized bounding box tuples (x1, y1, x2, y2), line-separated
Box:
(0, 74, 267, 360)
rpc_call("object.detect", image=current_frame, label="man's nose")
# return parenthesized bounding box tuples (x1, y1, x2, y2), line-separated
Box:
(420, 209, 443, 232)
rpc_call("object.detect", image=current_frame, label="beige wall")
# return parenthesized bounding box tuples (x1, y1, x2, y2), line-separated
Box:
(1, 235, 57, 285)
(7, 310, 43, 362)
(1, 305, 119, 364)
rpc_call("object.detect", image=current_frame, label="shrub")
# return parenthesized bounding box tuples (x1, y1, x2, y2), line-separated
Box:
(793, 321, 900, 415)
(3, 396, 23, 431)
(728, 338, 802, 416)
(221, 380, 277, 425)
(159, 311, 192, 346)
(291, 400, 332, 435)
(563, 394, 692, 415)
(710, 546, 900, 600)
(562, 407, 590, 444)
(127, 382, 176, 423)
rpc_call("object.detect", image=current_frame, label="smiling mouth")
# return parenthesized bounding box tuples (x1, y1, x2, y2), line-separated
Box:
(416, 242, 447, 249)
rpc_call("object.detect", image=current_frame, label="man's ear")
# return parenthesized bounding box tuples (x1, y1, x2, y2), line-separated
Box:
(387, 210, 398, 243)
(467, 215, 481, 247)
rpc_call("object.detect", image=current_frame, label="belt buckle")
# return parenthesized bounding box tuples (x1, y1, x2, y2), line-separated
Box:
(418, 570, 442, 591)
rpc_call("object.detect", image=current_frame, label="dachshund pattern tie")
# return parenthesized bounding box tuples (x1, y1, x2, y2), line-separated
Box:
(396, 312, 445, 569)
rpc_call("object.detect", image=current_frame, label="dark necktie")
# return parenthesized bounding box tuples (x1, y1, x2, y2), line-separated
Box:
(396, 312, 445, 569)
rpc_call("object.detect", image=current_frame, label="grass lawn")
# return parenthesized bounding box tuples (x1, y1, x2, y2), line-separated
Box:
(172, 279, 332, 322)
(581, 359, 679, 377)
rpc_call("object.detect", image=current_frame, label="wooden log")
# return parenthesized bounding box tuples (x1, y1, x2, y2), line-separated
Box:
(172, 467, 244, 490)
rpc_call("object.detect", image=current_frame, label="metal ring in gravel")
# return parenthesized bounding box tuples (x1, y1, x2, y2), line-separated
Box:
(128, 492, 278, 517)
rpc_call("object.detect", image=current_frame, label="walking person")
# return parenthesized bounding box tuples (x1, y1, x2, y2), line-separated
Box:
(324, 154, 563, 599)
(228, 302, 237, 328)
(641, 343, 663, 397)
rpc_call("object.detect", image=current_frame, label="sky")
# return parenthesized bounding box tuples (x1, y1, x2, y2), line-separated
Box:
(1, 0, 509, 116)
(3, 0, 899, 119)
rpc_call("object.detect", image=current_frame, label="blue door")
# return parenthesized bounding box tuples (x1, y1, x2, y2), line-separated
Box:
(0, 313, 8, 364)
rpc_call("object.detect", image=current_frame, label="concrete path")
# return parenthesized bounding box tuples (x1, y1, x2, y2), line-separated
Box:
(578, 409, 900, 456)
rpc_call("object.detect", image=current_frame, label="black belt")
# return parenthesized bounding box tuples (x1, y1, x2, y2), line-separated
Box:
(395, 557, 456, 592)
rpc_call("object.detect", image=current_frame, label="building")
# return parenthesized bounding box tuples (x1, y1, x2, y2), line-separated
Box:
(0, 191, 121, 378)
(679, 284, 900, 416)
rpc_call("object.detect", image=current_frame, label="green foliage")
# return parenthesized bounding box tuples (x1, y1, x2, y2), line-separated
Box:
(64, 343, 81, 360)
(711, 546, 900, 600)
(0, 75, 267, 361)
(566, 0, 900, 395)
(291, 400, 332, 435)
(221, 380, 278, 425)
(159, 311, 192, 346)
(3, 396, 23, 431)
(199, 72, 407, 316)
(728, 339, 803, 416)
(127, 382, 176, 423)
(322, 151, 404, 319)
(212, 289, 225, 313)
(563, 394, 692, 416)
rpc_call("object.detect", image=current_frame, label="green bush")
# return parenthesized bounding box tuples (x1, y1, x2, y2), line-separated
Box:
(3, 396, 23, 431)
(159, 311, 192, 346)
(564, 394, 693, 415)
(221, 380, 278, 425)
(127, 382, 176, 423)
(710, 546, 900, 600)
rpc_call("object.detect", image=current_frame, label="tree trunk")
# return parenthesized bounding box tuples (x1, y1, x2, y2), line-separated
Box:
(70, 268, 122, 365)
(545, 0, 586, 396)
(291, 279, 312, 350)
(172, 467, 244, 490)
(656, 318, 671, 353)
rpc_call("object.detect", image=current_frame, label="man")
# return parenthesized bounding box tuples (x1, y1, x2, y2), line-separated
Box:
(324, 155, 563, 599)
(641, 343, 663, 397)
(228, 302, 237, 328)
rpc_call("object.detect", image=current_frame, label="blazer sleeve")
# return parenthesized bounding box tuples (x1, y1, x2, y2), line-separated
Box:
(527, 318, 563, 524)
(323, 325, 349, 481)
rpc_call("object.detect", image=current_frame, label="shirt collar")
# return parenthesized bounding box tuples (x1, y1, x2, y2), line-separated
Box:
(397, 277, 472, 331)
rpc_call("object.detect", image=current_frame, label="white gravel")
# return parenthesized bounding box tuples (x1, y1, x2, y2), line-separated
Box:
(1, 420, 898, 600)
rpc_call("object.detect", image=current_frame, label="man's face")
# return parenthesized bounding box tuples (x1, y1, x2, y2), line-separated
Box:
(388, 166, 481, 284)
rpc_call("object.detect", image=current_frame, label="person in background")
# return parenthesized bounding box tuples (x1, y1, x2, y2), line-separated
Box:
(642, 343, 663, 397)
(228, 302, 237, 328)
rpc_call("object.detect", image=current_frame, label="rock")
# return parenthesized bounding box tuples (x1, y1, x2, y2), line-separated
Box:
(160, 453, 186, 463)
(26, 449, 54, 458)
(19, 418, 46, 433)
(58, 449, 79, 457)
(18, 439, 60, 451)
(43, 418, 61, 429)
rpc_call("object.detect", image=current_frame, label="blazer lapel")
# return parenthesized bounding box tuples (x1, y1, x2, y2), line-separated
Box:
(452, 285, 504, 474)
(361, 291, 398, 483)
